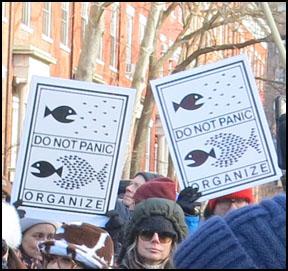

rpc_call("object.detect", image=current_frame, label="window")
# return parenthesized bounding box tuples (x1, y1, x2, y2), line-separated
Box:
(2, 2, 7, 21)
(42, 2, 52, 37)
(126, 6, 134, 75)
(139, 15, 146, 44)
(110, 4, 119, 68)
(97, 31, 104, 61)
(81, 2, 89, 45)
(21, 2, 31, 26)
(60, 2, 69, 46)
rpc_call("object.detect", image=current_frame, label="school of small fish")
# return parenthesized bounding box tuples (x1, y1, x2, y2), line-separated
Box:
(54, 155, 108, 190)
(204, 128, 262, 168)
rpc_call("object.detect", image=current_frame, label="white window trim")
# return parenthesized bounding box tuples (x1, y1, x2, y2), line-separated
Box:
(41, 34, 53, 44)
(126, 5, 135, 16)
(61, 2, 69, 46)
(2, 2, 8, 23)
(42, 2, 52, 38)
(109, 65, 118, 73)
(20, 23, 33, 33)
(60, 43, 71, 53)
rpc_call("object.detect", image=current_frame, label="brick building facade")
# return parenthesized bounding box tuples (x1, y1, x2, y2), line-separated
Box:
(2, 3, 270, 193)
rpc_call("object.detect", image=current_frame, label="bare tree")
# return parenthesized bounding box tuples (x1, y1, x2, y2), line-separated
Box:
(129, 2, 274, 178)
(75, 2, 112, 81)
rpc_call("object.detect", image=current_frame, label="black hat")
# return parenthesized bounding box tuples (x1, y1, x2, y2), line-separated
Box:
(136, 215, 177, 238)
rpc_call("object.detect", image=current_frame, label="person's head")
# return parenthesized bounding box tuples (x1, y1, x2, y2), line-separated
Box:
(20, 218, 57, 260)
(204, 188, 254, 219)
(122, 171, 162, 209)
(133, 177, 177, 205)
(120, 198, 188, 266)
(117, 179, 130, 200)
(39, 222, 114, 269)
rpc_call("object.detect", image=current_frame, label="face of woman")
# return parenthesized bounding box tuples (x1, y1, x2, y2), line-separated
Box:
(137, 231, 174, 265)
(22, 224, 55, 260)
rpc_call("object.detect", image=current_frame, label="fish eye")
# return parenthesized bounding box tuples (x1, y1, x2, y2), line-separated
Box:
(36, 163, 40, 167)
(68, 110, 72, 113)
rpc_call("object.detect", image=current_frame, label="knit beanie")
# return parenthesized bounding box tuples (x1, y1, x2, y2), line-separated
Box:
(39, 222, 114, 269)
(133, 177, 176, 204)
(20, 217, 58, 233)
(137, 215, 178, 237)
(134, 171, 162, 182)
(207, 188, 254, 213)
(173, 193, 286, 269)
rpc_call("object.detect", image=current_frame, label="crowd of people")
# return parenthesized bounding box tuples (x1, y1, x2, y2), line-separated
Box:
(2, 170, 286, 269)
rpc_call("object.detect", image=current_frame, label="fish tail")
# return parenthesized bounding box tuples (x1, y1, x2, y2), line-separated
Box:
(44, 106, 51, 117)
(173, 102, 180, 112)
(247, 129, 261, 153)
(209, 148, 216, 158)
(56, 166, 63, 177)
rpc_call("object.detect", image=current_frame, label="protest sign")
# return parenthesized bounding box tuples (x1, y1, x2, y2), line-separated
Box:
(150, 55, 282, 201)
(11, 76, 136, 225)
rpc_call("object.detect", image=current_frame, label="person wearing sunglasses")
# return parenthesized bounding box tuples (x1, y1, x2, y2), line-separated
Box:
(118, 197, 188, 269)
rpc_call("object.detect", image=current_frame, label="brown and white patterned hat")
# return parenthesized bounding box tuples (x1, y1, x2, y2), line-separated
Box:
(39, 222, 114, 269)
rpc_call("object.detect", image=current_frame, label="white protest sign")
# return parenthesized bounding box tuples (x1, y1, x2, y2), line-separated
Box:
(150, 55, 282, 201)
(11, 76, 136, 226)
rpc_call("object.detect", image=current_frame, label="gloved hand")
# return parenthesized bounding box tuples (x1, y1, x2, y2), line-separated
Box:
(105, 210, 125, 230)
(177, 187, 202, 215)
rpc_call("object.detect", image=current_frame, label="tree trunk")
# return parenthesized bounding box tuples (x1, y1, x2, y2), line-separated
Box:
(121, 2, 164, 178)
(75, 3, 112, 81)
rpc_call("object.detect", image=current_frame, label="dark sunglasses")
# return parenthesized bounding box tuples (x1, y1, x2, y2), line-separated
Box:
(138, 230, 176, 243)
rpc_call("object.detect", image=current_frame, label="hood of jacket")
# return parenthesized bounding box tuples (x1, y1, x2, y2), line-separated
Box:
(124, 197, 188, 249)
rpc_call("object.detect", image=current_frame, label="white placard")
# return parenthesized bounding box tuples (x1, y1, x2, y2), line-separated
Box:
(150, 55, 282, 201)
(11, 76, 136, 226)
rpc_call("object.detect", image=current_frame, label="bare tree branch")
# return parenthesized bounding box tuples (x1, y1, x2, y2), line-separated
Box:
(174, 35, 272, 73)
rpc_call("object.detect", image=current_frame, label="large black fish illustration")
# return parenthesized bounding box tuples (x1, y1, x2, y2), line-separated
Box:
(173, 93, 204, 112)
(205, 128, 262, 168)
(55, 155, 108, 190)
(185, 148, 216, 167)
(44, 106, 77, 123)
(31, 161, 63, 178)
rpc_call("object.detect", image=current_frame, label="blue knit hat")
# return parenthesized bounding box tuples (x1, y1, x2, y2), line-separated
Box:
(173, 193, 286, 269)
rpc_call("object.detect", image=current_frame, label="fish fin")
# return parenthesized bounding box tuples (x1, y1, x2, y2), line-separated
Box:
(56, 167, 63, 177)
(209, 148, 216, 158)
(44, 106, 51, 117)
(173, 102, 180, 112)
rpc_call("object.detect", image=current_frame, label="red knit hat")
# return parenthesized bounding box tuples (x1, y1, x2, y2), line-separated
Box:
(133, 177, 176, 204)
(208, 188, 254, 213)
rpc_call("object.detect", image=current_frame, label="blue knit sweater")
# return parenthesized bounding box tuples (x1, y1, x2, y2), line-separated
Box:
(173, 193, 286, 269)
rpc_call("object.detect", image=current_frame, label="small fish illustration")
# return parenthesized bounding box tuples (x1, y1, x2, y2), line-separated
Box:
(55, 155, 108, 190)
(205, 128, 262, 168)
(185, 148, 216, 167)
(173, 93, 204, 112)
(44, 106, 77, 123)
(31, 161, 63, 178)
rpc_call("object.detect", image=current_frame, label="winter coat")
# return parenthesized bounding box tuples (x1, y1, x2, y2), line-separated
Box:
(118, 197, 188, 267)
